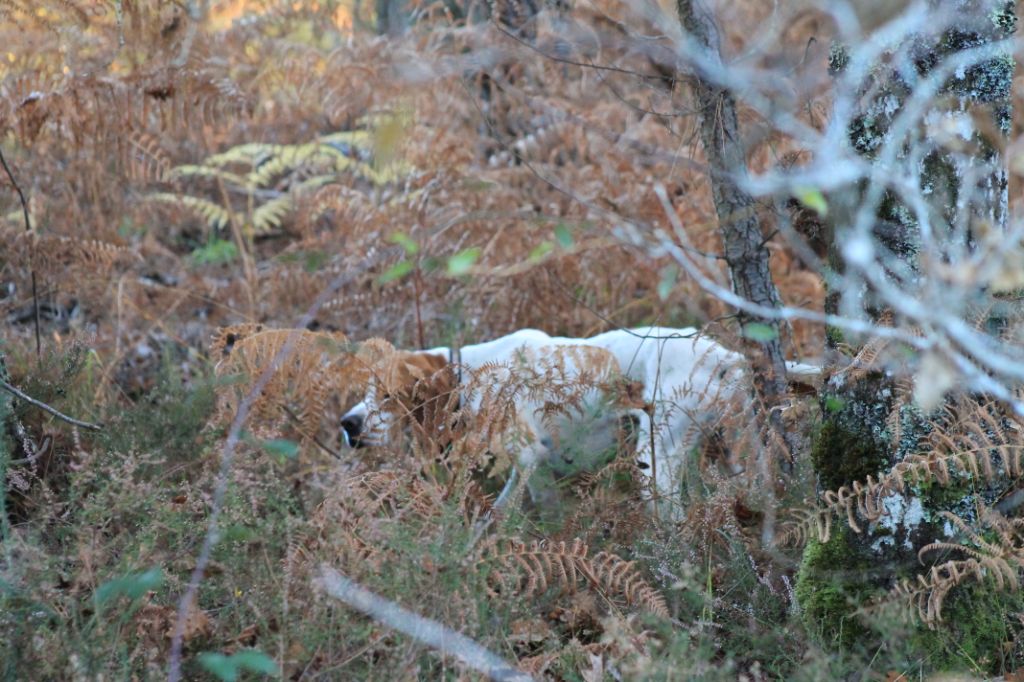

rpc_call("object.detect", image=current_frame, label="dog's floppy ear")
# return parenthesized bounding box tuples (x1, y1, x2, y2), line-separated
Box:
(411, 351, 449, 376)
(407, 352, 457, 405)
(384, 352, 458, 424)
(411, 354, 459, 436)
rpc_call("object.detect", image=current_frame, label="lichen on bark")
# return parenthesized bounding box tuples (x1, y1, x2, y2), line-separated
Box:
(798, 2, 1018, 673)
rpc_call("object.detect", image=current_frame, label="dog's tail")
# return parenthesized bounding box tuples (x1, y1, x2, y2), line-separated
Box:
(784, 361, 823, 394)
(784, 361, 822, 378)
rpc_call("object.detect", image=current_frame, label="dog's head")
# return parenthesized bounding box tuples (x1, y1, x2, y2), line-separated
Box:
(341, 349, 457, 448)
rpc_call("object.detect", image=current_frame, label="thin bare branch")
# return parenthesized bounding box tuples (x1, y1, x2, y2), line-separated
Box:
(0, 379, 102, 431)
(0, 147, 42, 359)
(167, 248, 398, 681)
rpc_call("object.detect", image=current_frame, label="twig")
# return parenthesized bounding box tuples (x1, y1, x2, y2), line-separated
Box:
(0, 147, 42, 360)
(0, 379, 102, 431)
(281, 405, 342, 460)
(317, 565, 533, 682)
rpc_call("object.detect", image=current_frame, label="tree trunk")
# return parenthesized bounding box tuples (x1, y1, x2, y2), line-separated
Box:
(675, 0, 799, 466)
(375, 0, 407, 36)
(799, 2, 1018, 668)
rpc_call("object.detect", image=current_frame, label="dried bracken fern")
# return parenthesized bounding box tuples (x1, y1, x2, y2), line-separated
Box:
(870, 506, 1024, 627)
(780, 392, 1024, 545)
(563, 456, 650, 545)
(1, 0, 827, 358)
(0, 3, 837, 678)
(287, 467, 491, 588)
(0, 229, 137, 305)
(211, 324, 365, 441)
(151, 130, 394, 236)
(478, 537, 669, 618)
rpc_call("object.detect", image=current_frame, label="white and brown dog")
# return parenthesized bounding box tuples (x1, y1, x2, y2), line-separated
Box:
(341, 327, 819, 509)
(340, 330, 636, 506)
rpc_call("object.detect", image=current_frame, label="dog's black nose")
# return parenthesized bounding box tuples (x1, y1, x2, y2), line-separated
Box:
(341, 414, 364, 445)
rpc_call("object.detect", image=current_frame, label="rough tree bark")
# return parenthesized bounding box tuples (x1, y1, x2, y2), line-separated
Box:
(675, 0, 800, 465)
(478, 0, 547, 160)
(798, 2, 1018, 668)
(375, 0, 407, 36)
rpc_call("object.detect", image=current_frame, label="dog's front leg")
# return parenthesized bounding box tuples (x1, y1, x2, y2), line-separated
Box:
(493, 466, 519, 510)
(493, 429, 549, 511)
(631, 409, 656, 478)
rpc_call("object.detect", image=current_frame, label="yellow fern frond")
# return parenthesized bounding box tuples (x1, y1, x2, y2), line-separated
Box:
(149, 192, 229, 231)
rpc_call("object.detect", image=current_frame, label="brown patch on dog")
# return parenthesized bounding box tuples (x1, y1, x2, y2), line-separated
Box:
(379, 351, 459, 427)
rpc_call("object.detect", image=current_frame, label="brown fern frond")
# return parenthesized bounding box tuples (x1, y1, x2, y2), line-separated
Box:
(3, 230, 134, 272)
(211, 324, 363, 442)
(478, 538, 668, 618)
(126, 130, 173, 184)
(834, 310, 921, 383)
(591, 551, 670, 617)
(870, 505, 1024, 627)
(781, 391, 1024, 545)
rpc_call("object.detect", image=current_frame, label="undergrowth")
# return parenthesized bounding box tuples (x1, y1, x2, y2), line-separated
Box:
(1, 0, 1021, 679)
(2, 338, 1000, 680)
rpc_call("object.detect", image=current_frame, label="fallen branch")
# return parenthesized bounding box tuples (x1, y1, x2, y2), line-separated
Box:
(0, 379, 102, 431)
(317, 565, 533, 682)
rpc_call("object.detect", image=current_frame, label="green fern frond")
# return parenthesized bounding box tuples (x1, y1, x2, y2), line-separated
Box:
(360, 159, 415, 186)
(204, 143, 274, 168)
(251, 175, 335, 234)
(247, 143, 355, 187)
(321, 130, 372, 147)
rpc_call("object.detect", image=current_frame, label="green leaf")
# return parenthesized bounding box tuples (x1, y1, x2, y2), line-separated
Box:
(389, 232, 419, 255)
(446, 247, 480, 276)
(554, 223, 574, 249)
(529, 241, 554, 263)
(378, 260, 414, 284)
(198, 650, 276, 681)
(94, 567, 163, 608)
(824, 396, 846, 413)
(191, 239, 238, 266)
(199, 653, 236, 682)
(794, 186, 828, 217)
(657, 265, 678, 301)
(260, 438, 299, 460)
(232, 650, 277, 675)
(742, 323, 778, 342)
(222, 524, 257, 543)
(302, 249, 328, 273)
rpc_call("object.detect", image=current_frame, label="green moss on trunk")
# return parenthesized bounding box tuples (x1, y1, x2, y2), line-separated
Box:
(812, 374, 893, 491)
(795, 527, 880, 650)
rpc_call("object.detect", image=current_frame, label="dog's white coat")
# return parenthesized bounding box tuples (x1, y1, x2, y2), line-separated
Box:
(343, 330, 626, 504)
(342, 326, 818, 507)
(575, 327, 745, 497)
